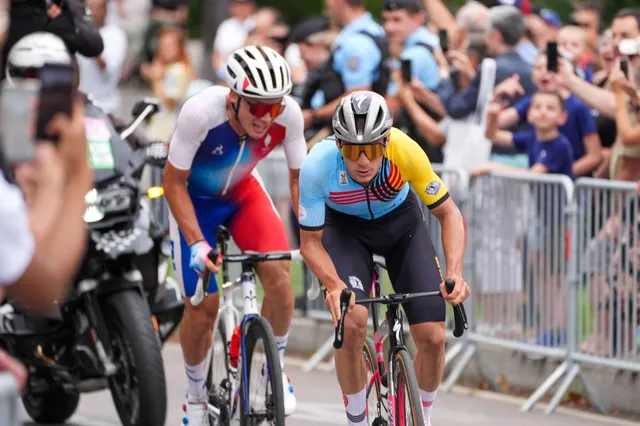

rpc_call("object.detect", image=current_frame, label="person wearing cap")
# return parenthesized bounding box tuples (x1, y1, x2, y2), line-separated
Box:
(211, 0, 257, 83)
(300, 0, 387, 130)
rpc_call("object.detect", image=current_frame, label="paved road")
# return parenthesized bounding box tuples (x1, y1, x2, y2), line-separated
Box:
(18, 343, 635, 426)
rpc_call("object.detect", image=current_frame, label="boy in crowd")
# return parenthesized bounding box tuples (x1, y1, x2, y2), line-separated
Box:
(492, 52, 601, 177)
(475, 90, 574, 347)
(475, 90, 575, 178)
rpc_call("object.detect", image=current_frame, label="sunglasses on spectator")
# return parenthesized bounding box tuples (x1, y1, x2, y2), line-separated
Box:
(338, 138, 387, 161)
(242, 97, 286, 119)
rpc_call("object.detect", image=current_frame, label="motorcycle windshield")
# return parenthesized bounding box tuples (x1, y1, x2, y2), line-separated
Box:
(83, 102, 135, 184)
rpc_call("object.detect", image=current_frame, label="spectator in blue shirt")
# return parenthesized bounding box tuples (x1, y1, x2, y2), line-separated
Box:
(476, 90, 575, 179)
(300, 0, 386, 130)
(493, 52, 602, 177)
(382, 0, 440, 95)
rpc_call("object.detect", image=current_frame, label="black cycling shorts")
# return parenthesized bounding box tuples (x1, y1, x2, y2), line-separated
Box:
(321, 192, 446, 325)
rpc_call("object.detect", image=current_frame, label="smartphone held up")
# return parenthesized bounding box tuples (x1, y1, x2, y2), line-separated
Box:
(0, 62, 74, 165)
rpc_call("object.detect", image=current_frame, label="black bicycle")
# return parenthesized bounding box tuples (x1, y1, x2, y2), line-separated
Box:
(333, 257, 468, 426)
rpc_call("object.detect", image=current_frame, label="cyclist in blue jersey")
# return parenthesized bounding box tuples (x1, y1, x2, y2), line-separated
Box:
(298, 91, 470, 426)
(163, 45, 306, 425)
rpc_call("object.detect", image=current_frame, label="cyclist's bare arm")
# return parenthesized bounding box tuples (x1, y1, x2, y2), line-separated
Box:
(163, 163, 204, 246)
(300, 229, 351, 325)
(281, 99, 308, 217)
(162, 95, 212, 246)
(289, 169, 300, 219)
(430, 197, 465, 278)
(300, 229, 343, 293)
(385, 129, 466, 297)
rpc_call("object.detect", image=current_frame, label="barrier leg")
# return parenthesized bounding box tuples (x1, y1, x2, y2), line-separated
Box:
(441, 343, 476, 392)
(521, 360, 569, 412)
(578, 370, 608, 414)
(302, 335, 335, 373)
(544, 362, 580, 414)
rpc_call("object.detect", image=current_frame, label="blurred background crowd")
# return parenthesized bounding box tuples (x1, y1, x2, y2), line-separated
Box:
(38, 0, 640, 358)
(2, 0, 640, 407)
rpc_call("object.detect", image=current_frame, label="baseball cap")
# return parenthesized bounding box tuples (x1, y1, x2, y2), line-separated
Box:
(495, 0, 531, 15)
(538, 8, 562, 29)
(383, 0, 423, 12)
(289, 15, 330, 44)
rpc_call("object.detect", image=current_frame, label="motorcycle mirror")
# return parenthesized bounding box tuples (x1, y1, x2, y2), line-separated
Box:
(131, 97, 161, 119)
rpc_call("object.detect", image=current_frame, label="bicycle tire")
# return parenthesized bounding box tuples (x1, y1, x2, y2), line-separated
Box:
(206, 316, 233, 423)
(363, 337, 391, 425)
(391, 349, 425, 426)
(240, 316, 285, 426)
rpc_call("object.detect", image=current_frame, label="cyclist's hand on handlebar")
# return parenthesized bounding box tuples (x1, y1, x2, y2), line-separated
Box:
(440, 274, 470, 306)
(326, 283, 355, 328)
(189, 240, 222, 276)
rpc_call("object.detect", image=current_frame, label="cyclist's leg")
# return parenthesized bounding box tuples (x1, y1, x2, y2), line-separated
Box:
(226, 172, 298, 414)
(322, 223, 374, 426)
(385, 218, 446, 426)
(227, 172, 293, 363)
(169, 199, 236, 418)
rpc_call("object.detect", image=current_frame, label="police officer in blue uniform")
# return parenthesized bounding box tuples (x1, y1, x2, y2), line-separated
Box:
(382, 0, 444, 162)
(301, 0, 389, 131)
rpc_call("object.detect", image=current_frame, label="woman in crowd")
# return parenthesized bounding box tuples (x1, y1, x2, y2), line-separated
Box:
(141, 25, 194, 141)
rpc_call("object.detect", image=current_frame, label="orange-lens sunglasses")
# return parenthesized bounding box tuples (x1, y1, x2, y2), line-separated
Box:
(339, 140, 387, 161)
(243, 97, 286, 119)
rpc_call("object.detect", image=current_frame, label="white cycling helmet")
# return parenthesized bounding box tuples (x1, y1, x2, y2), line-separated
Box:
(5, 32, 72, 86)
(225, 45, 292, 99)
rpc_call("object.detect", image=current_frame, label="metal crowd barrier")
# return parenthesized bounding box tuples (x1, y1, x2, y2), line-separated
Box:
(0, 373, 20, 426)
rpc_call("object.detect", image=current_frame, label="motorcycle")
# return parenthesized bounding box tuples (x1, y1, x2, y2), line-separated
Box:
(0, 97, 180, 426)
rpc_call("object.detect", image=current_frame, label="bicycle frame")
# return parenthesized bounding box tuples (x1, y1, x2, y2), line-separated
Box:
(368, 263, 408, 422)
(206, 234, 264, 421)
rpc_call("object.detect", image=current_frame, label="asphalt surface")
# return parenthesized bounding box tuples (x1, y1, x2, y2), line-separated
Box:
(17, 343, 636, 426)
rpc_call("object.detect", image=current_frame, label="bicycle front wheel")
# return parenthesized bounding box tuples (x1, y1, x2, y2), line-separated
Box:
(363, 337, 391, 425)
(207, 316, 234, 424)
(391, 350, 425, 426)
(240, 316, 285, 426)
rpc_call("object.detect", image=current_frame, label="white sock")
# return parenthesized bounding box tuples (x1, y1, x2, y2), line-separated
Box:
(275, 333, 288, 368)
(419, 388, 437, 426)
(344, 387, 367, 426)
(185, 357, 208, 403)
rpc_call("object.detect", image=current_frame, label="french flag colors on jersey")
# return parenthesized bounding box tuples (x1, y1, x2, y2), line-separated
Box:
(166, 85, 307, 298)
(167, 85, 306, 198)
(188, 120, 287, 197)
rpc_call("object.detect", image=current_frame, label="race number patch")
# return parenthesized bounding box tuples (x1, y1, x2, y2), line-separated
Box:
(84, 117, 115, 170)
(426, 181, 441, 195)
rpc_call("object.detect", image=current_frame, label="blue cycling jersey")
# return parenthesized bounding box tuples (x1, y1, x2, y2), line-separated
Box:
(298, 128, 449, 229)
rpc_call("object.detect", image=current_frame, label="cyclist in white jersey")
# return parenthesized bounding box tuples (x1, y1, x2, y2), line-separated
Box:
(163, 45, 307, 425)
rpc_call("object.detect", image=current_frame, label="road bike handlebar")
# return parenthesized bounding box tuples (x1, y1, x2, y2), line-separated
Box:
(190, 249, 303, 306)
(333, 278, 468, 349)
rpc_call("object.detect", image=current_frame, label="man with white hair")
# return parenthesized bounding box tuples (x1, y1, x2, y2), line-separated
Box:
(437, 5, 536, 123)
(453, 1, 489, 48)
